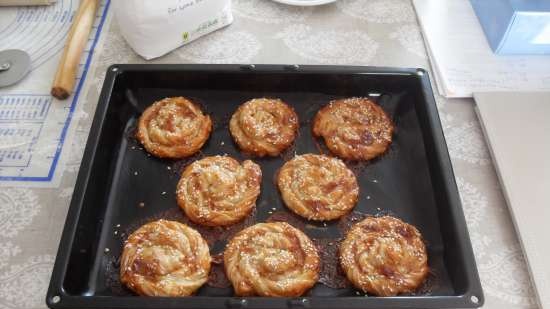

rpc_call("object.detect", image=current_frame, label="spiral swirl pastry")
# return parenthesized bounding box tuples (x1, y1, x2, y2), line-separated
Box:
(229, 98, 299, 157)
(177, 156, 262, 226)
(313, 98, 393, 161)
(339, 216, 429, 296)
(277, 154, 359, 221)
(120, 220, 211, 296)
(224, 222, 320, 296)
(136, 97, 212, 159)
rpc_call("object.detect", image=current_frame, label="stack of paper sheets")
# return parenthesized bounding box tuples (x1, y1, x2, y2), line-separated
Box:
(413, 0, 550, 98)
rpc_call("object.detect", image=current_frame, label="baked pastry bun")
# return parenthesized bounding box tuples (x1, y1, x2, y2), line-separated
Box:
(120, 220, 211, 296)
(229, 98, 299, 157)
(224, 222, 320, 296)
(277, 154, 359, 220)
(177, 156, 262, 226)
(340, 216, 429, 296)
(313, 98, 393, 160)
(136, 97, 212, 159)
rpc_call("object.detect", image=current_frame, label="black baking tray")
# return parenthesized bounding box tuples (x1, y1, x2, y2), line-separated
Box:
(47, 64, 483, 309)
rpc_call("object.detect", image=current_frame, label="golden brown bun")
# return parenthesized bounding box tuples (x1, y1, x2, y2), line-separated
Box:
(224, 222, 320, 296)
(340, 216, 429, 296)
(229, 98, 298, 157)
(277, 154, 359, 220)
(136, 97, 212, 159)
(177, 156, 261, 226)
(120, 220, 211, 296)
(313, 98, 393, 160)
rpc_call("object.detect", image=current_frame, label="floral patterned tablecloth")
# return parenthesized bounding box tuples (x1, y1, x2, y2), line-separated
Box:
(0, 0, 538, 308)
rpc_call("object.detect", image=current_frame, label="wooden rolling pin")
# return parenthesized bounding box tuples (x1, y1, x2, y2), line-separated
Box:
(51, 0, 100, 100)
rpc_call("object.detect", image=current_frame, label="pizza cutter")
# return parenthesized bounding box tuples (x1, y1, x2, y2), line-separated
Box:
(0, 49, 31, 88)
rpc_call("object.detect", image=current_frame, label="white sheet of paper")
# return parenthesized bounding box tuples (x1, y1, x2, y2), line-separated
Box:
(0, 0, 110, 187)
(475, 92, 550, 309)
(413, 0, 550, 98)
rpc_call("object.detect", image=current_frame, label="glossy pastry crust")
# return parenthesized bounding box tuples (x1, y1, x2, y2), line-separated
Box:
(313, 98, 393, 161)
(229, 98, 299, 157)
(340, 216, 429, 296)
(136, 97, 212, 159)
(224, 222, 320, 296)
(177, 156, 262, 226)
(277, 154, 359, 220)
(120, 220, 211, 296)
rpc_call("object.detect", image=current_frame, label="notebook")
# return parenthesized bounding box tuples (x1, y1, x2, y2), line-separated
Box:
(475, 92, 550, 309)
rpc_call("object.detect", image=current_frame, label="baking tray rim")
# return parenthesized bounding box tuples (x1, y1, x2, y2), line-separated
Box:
(46, 64, 484, 309)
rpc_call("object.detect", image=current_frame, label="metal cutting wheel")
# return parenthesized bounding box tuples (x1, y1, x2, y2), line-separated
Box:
(0, 49, 31, 88)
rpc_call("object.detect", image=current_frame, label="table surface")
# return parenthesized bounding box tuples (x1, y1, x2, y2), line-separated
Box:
(0, 0, 539, 308)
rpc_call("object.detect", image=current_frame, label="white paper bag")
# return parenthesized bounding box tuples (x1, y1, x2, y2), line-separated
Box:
(114, 0, 233, 60)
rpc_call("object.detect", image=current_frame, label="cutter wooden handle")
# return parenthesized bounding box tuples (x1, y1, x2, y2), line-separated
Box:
(51, 0, 100, 100)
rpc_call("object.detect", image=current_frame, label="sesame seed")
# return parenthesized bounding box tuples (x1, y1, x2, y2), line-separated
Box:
(116, 224, 121, 227)
(134, 171, 138, 175)
(167, 166, 172, 170)
(138, 202, 145, 208)
(104, 248, 110, 253)
(161, 191, 167, 195)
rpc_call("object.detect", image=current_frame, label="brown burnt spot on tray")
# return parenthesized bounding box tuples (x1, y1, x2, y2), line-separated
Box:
(407, 269, 439, 296)
(266, 209, 306, 230)
(104, 254, 134, 296)
(337, 211, 368, 235)
(313, 238, 351, 289)
(211, 252, 223, 264)
(280, 139, 298, 162)
(345, 160, 370, 178)
(207, 253, 231, 288)
(313, 137, 326, 156)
